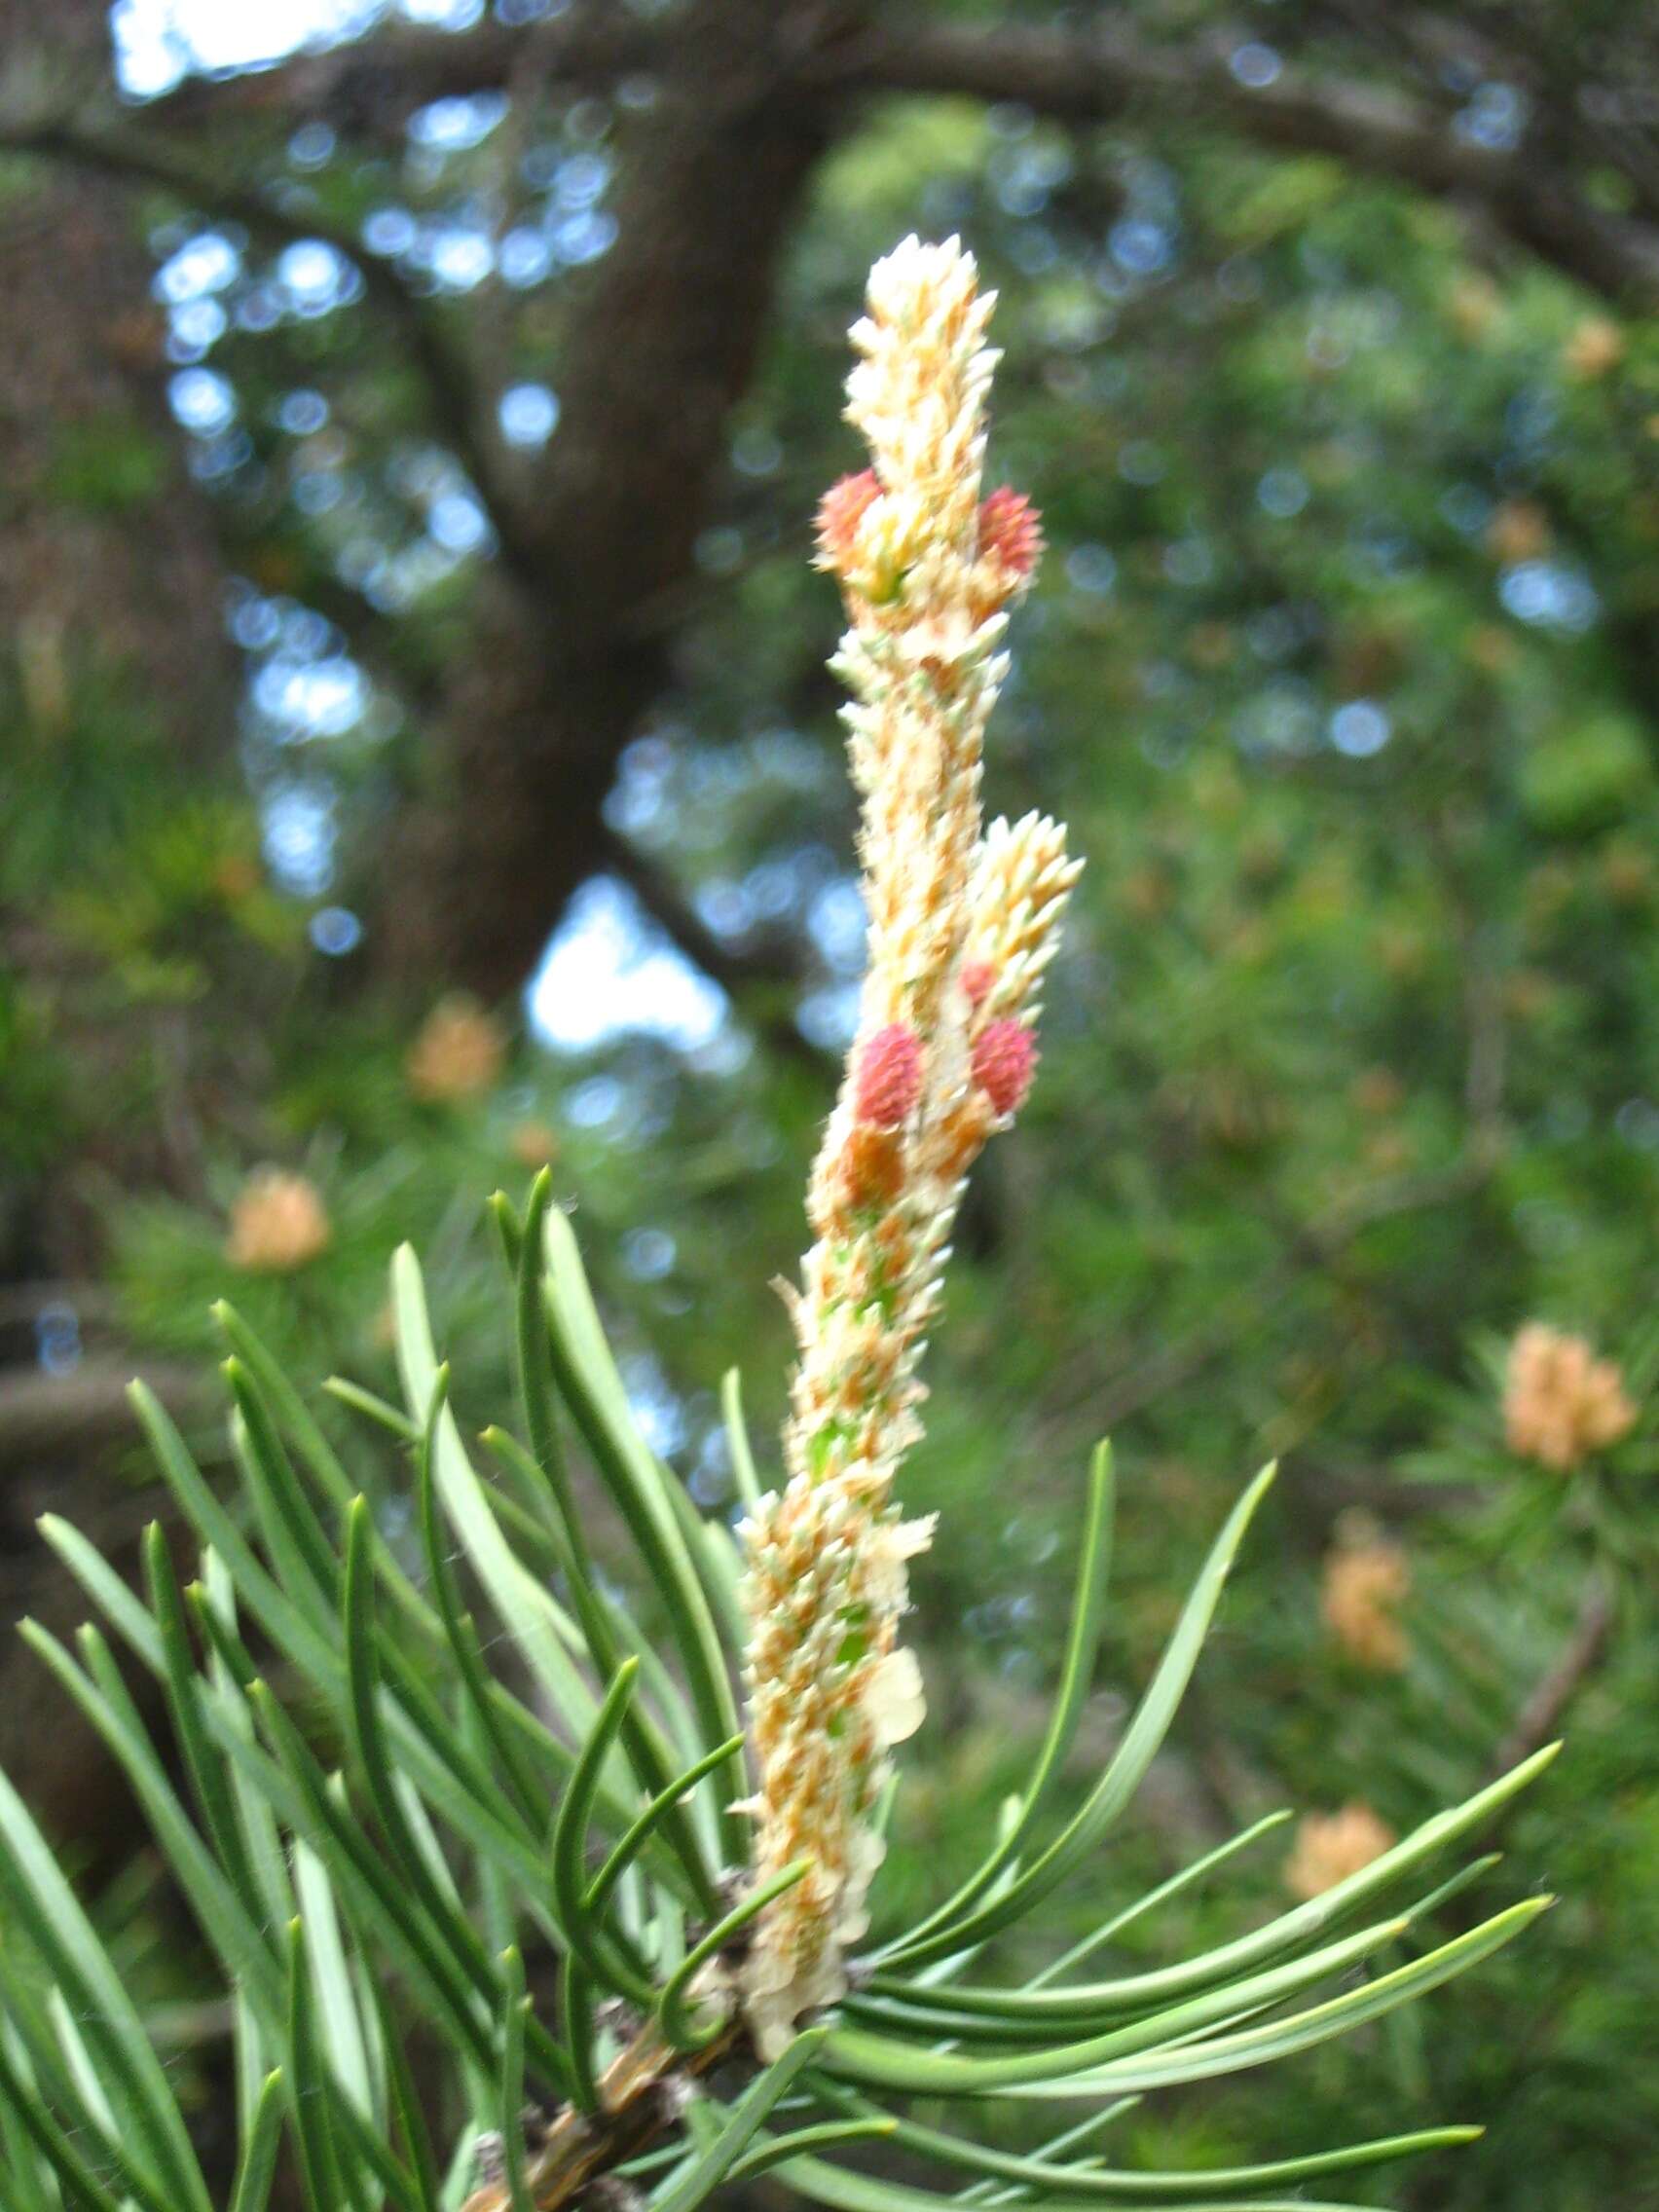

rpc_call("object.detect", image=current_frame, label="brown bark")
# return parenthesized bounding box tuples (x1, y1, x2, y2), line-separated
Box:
(0, 0, 241, 1831)
(0, 0, 233, 756)
(386, 0, 864, 996)
(145, 0, 656, 139)
(1, 2, 240, 1288)
(832, 17, 1659, 308)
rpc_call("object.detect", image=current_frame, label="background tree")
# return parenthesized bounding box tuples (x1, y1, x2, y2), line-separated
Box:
(3, 4, 1658, 2207)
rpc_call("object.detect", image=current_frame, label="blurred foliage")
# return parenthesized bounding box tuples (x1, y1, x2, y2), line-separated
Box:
(5, 38, 1659, 2212)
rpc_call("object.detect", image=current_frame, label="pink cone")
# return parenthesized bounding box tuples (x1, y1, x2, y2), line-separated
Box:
(971, 1018, 1037, 1116)
(854, 1022, 923, 1128)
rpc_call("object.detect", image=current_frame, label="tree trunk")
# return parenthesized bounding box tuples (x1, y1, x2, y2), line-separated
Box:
(385, 0, 858, 994)
(0, 0, 240, 1834)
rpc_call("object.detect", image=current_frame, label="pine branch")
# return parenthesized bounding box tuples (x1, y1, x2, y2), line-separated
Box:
(461, 2017, 746, 2212)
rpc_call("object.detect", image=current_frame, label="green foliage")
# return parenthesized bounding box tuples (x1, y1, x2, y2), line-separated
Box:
(0, 1193, 1547, 2209)
(44, 411, 169, 513)
(0, 973, 69, 1178)
(7, 26, 1659, 2212)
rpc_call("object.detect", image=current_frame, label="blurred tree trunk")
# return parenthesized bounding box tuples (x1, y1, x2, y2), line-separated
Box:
(1, 0, 239, 1280)
(0, 0, 237, 1837)
(0, 174, 232, 780)
(383, 0, 858, 994)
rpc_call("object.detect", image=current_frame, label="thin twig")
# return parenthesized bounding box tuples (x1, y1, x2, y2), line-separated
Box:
(461, 2016, 747, 2212)
(0, 1360, 204, 1466)
(1492, 1571, 1614, 1782)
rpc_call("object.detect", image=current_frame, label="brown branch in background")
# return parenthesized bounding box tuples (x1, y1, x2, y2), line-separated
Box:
(1492, 1571, 1614, 1782)
(597, 829, 822, 1071)
(0, 1360, 205, 1468)
(830, 18, 1659, 308)
(1429, 1571, 1614, 1948)
(0, 114, 539, 581)
(0, 1282, 114, 1331)
(142, 0, 657, 139)
(123, 5, 1659, 306)
(597, 836, 802, 1000)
